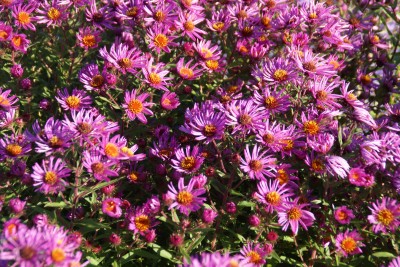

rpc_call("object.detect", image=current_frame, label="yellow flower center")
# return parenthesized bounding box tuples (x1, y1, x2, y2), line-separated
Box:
(265, 191, 281, 205)
(6, 143, 22, 156)
(47, 7, 61, 21)
(154, 10, 165, 22)
(311, 159, 325, 171)
(44, 171, 58, 185)
(129, 172, 138, 182)
(265, 96, 279, 109)
(303, 61, 317, 72)
(201, 48, 213, 59)
(49, 136, 63, 148)
(281, 139, 294, 151)
(203, 124, 217, 137)
(249, 160, 263, 171)
(177, 190, 193, 206)
(303, 120, 319, 135)
(90, 74, 104, 88)
(276, 169, 289, 185)
(104, 143, 119, 158)
(287, 207, 302, 220)
(246, 251, 262, 264)
(17, 12, 31, 25)
(149, 72, 162, 85)
(180, 156, 195, 171)
(0, 30, 9, 39)
(121, 146, 134, 156)
(20, 246, 36, 260)
(239, 114, 252, 125)
(227, 85, 238, 94)
(0, 95, 10, 106)
(273, 69, 288, 82)
(347, 93, 357, 101)
(118, 58, 133, 69)
(241, 26, 253, 37)
(340, 237, 357, 253)
(51, 248, 66, 263)
(237, 10, 248, 19)
(360, 74, 372, 85)
(106, 200, 116, 212)
(179, 67, 194, 79)
(77, 122, 92, 135)
(349, 17, 360, 26)
(65, 96, 81, 109)
(309, 12, 318, 19)
(12, 36, 22, 47)
(154, 34, 168, 48)
(337, 210, 348, 221)
(371, 35, 380, 44)
(329, 60, 340, 70)
(316, 91, 328, 101)
(126, 7, 138, 17)
(82, 34, 96, 48)
(262, 133, 274, 144)
(212, 22, 225, 31)
(184, 21, 195, 31)
(205, 60, 219, 70)
(134, 215, 150, 232)
(127, 99, 143, 114)
(261, 16, 271, 28)
(91, 162, 104, 174)
(377, 209, 394, 226)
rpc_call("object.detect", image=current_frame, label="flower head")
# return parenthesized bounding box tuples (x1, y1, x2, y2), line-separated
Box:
(334, 206, 355, 225)
(240, 144, 276, 181)
(335, 230, 364, 257)
(123, 89, 154, 124)
(102, 198, 122, 218)
(171, 145, 204, 174)
(367, 197, 400, 234)
(277, 198, 315, 235)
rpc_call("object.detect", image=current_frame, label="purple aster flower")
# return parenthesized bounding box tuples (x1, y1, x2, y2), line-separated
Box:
(388, 257, 400, 267)
(123, 89, 154, 124)
(167, 177, 206, 216)
(175, 10, 206, 41)
(82, 150, 118, 181)
(147, 25, 177, 53)
(78, 63, 107, 91)
(307, 133, 335, 154)
(0, 88, 18, 112)
(238, 242, 267, 266)
(160, 91, 180, 110)
(85, 0, 114, 30)
(240, 144, 276, 181)
(0, 23, 13, 42)
(31, 157, 71, 194)
(253, 86, 291, 115)
(348, 167, 369, 186)
(0, 109, 16, 129)
(227, 2, 258, 21)
(274, 164, 299, 189)
(353, 107, 378, 129)
(12, 3, 36, 31)
(8, 198, 26, 214)
(182, 252, 250, 267)
(293, 49, 336, 77)
(202, 209, 218, 224)
(55, 88, 92, 111)
(310, 76, 342, 110)
(277, 198, 315, 235)
(36, 0, 69, 27)
(255, 120, 289, 152)
(10, 33, 30, 53)
(2, 218, 27, 239)
(115, 0, 144, 23)
(149, 132, 179, 161)
(335, 230, 364, 258)
(254, 179, 294, 213)
(102, 198, 123, 218)
(99, 42, 145, 74)
(206, 10, 231, 33)
(226, 100, 264, 134)
(0, 133, 31, 160)
(127, 207, 156, 235)
(171, 145, 204, 174)
(143, 1, 177, 26)
(176, 58, 203, 80)
(76, 27, 101, 50)
(334, 206, 355, 225)
(193, 40, 221, 61)
(367, 197, 400, 234)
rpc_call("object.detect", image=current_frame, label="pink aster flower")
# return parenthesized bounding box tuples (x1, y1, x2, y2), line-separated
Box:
(277, 198, 315, 235)
(85, 0, 115, 30)
(240, 144, 276, 181)
(193, 40, 221, 61)
(255, 179, 294, 213)
(82, 150, 118, 181)
(367, 197, 400, 234)
(176, 58, 203, 80)
(175, 10, 207, 41)
(206, 10, 231, 33)
(294, 49, 336, 77)
(171, 145, 204, 174)
(255, 120, 289, 152)
(78, 63, 107, 91)
(348, 167, 369, 186)
(127, 207, 156, 235)
(226, 100, 264, 134)
(340, 81, 364, 108)
(167, 177, 206, 216)
(143, 1, 177, 26)
(12, 3, 37, 31)
(0, 88, 19, 111)
(388, 257, 400, 267)
(147, 25, 177, 53)
(10, 33, 30, 53)
(310, 77, 342, 110)
(0, 134, 31, 160)
(307, 133, 335, 154)
(122, 89, 154, 124)
(36, 0, 69, 27)
(0, 23, 13, 42)
(255, 57, 297, 86)
(253, 86, 291, 115)
(335, 230, 364, 258)
(76, 27, 101, 50)
(31, 157, 71, 194)
(55, 88, 92, 111)
(334, 206, 355, 225)
(238, 242, 267, 266)
(99, 42, 145, 74)
(142, 58, 172, 91)
(102, 198, 122, 218)
(160, 91, 180, 110)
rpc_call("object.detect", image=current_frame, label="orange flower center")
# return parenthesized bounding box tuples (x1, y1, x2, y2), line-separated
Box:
(303, 120, 319, 135)
(179, 67, 194, 79)
(180, 156, 195, 170)
(265, 191, 281, 205)
(149, 72, 161, 85)
(106, 201, 116, 212)
(311, 159, 325, 171)
(127, 99, 143, 114)
(265, 96, 279, 109)
(91, 162, 104, 174)
(184, 21, 195, 31)
(360, 74, 372, 85)
(65, 96, 81, 109)
(212, 22, 225, 31)
(51, 248, 66, 263)
(154, 10, 165, 22)
(276, 169, 289, 185)
(261, 16, 271, 27)
(203, 124, 217, 137)
(12, 36, 22, 47)
(129, 172, 138, 182)
(249, 160, 263, 171)
(177, 190, 193, 206)
(340, 237, 357, 253)
(303, 61, 317, 72)
(135, 215, 150, 232)
(77, 122, 92, 135)
(154, 34, 168, 48)
(6, 143, 22, 156)
(20, 246, 36, 260)
(262, 133, 274, 144)
(17, 12, 31, 25)
(200, 48, 213, 59)
(49, 136, 63, 148)
(265, 0, 276, 8)
(104, 143, 119, 158)
(281, 139, 294, 151)
(90, 74, 104, 88)
(316, 91, 328, 101)
(273, 69, 288, 82)
(205, 60, 219, 70)
(44, 171, 58, 185)
(47, 7, 61, 20)
(239, 114, 252, 125)
(82, 34, 96, 48)
(287, 207, 302, 220)
(237, 10, 248, 19)
(118, 58, 132, 69)
(0, 30, 9, 39)
(246, 251, 262, 264)
(309, 12, 318, 19)
(126, 7, 138, 17)
(337, 210, 348, 221)
(377, 209, 394, 226)
(329, 60, 340, 70)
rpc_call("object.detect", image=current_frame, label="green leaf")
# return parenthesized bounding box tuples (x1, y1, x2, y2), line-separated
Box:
(237, 200, 255, 208)
(87, 256, 105, 265)
(372, 252, 395, 258)
(44, 201, 68, 208)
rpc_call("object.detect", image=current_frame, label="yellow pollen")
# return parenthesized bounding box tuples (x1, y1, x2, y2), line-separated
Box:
(154, 10, 165, 22)
(51, 248, 66, 263)
(17, 12, 31, 25)
(154, 34, 168, 48)
(265, 96, 279, 109)
(303, 120, 319, 135)
(149, 72, 162, 85)
(239, 114, 252, 125)
(44, 171, 58, 185)
(106, 201, 116, 212)
(276, 169, 289, 185)
(127, 99, 143, 114)
(6, 143, 22, 156)
(261, 16, 271, 27)
(347, 93, 357, 101)
(237, 10, 248, 19)
(118, 58, 132, 69)
(249, 160, 263, 171)
(203, 124, 217, 137)
(179, 67, 194, 79)
(20, 246, 36, 260)
(340, 237, 357, 253)
(220, 95, 231, 103)
(337, 210, 348, 221)
(129, 171, 138, 182)
(303, 61, 317, 72)
(0, 95, 10, 106)
(212, 22, 225, 31)
(82, 34, 96, 48)
(0, 30, 9, 39)
(246, 251, 262, 264)
(104, 143, 119, 158)
(184, 20, 195, 31)
(371, 35, 380, 44)
(273, 69, 288, 82)
(200, 48, 213, 59)
(77, 122, 92, 135)
(309, 12, 318, 19)
(377, 209, 394, 226)
(90, 74, 104, 88)
(281, 139, 294, 151)
(134, 215, 150, 232)
(287, 207, 302, 220)
(238, 45, 248, 54)
(91, 162, 104, 174)
(177, 190, 193, 206)
(241, 26, 253, 36)
(12, 36, 22, 47)
(329, 60, 340, 70)
(262, 133, 274, 144)
(229, 259, 239, 267)
(227, 85, 238, 94)
(47, 7, 61, 20)
(360, 74, 372, 85)
(49, 136, 63, 148)
(265, 191, 281, 205)
(162, 98, 171, 106)
(65, 96, 81, 109)
(311, 159, 325, 171)
(205, 60, 219, 70)
(126, 7, 138, 17)
(180, 156, 195, 170)
(316, 91, 328, 101)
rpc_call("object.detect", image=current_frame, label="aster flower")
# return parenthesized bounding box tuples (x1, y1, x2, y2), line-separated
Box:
(142, 58, 172, 91)
(293, 49, 336, 77)
(274, 164, 299, 189)
(12, 3, 37, 31)
(253, 87, 291, 115)
(78, 63, 107, 91)
(240, 144, 276, 181)
(255, 179, 294, 213)
(255, 120, 288, 152)
(31, 157, 71, 194)
(367, 197, 400, 234)
(277, 198, 315, 235)
(115, 0, 144, 22)
(0, 23, 13, 42)
(167, 177, 206, 216)
(256, 57, 297, 86)
(2, 218, 27, 239)
(183, 252, 250, 267)
(334, 206, 355, 225)
(335, 230, 364, 257)
(147, 25, 177, 53)
(160, 91, 180, 110)
(227, 2, 258, 21)
(0, 109, 16, 129)
(307, 133, 335, 154)
(353, 107, 377, 129)
(99, 42, 145, 74)
(82, 150, 118, 181)
(149, 133, 179, 161)
(310, 77, 342, 110)
(85, 0, 115, 30)
(143, 1, 177, 26)
(193, 40, 221, 61)
(36, 0, 69, 27)
(238, 242, 267, 266)
(201, 58, 225, 73)
(102, 198, 123, 218)
(206, 10, 231, 33)
(176, 58, 203, 80)
(226, 100, 264, 134)
(127, 207, 156, 235)
(55, 88, 92, 111)
(122, 89, 154, 124)
(388, 257, 400, 267)
(0, 88, 19, 111)
(340, 81, 364, 108)
(0, 134, 31, 160)
(76, 27, 101, 50)
(175, 10, 206, 41)
(348, 167, 369, 187)
(171, 145, 204, 174)
(10, 33, 30, 54)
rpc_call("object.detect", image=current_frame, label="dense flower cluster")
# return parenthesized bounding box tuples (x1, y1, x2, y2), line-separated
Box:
(0, 0, 399, 266)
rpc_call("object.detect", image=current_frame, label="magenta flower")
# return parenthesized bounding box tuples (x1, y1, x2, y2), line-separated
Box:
(255, 120, 290, 152)
(85, 0, 114, 30)
(36, 0, 69, 27)
(10, 33, 30, 53)
(102, 198, 122, 218)
(176, 58, 203, 80)
(307, 133, 335, 154)
(167, 177, 206, 216)
(76, 27, 101, 50)
(256, 57, 297, 86)
(99, 42, 145, 74)
(31, 157, 71, 194)
(55, 88, 92, 111)
(0, 23, 13, 42)
(226, 100, 264, 134)
(335, 230, 364, 258)
(310, 76, 342, 110)
(175, 10, 206, 41)
(206, 10, 231, 33)
(367, 197, 400, 234)
(12, 3, 36, 31)
(78, 63, 107, 91)
(238, 242, 267, 266)
(127, 207, 156, 235)
(160, 91, 180, 111)
(193, 40, 221, 60)
(294, 49, 336, 77)
(143, 2, 177, 26)
(255, 179, 294, 213)
(82, 150, 118, 181)
(253, 87, 291, 115)
(348, 167, 369, 186)
(171, 145, 204, 174)
(0, 88, 19, 111)
(240, 144, 276, 181)
(123, 89, 154, 124)
(334, 206, 355, 225)
(277, 198, 315, 235)
(0, 134, 31, 160)
(142, 58, 172, 91)
(147, 25, 177, 53)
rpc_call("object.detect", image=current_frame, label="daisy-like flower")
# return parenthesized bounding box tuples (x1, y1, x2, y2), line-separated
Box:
(142, 58, 172, 91)
(240, 144, 276, 181)
(325, 155, 350, 179)
(388, 257, 400, 267)
(335, 230, 364, 258)
(310, 77, 342, 110)
(193, 40, 221, 61)
(201, 58, 225, 73)
(0, 108, 17, 129)
(0, 23, 13, 42)
(167, 177, 206, 216)
(294, 49, 336, 77)
(255, 120, 289, 152)
(127, 207, 156, 235)
(78, 63, 107, 91)
(100, 42, 145, 75)
(226, 100, 264, 134)
(160, 91, 180, 110)
(102, 198, 122, 218)
(43, 226, 79, 266)
(334, 206, 355, 225)
(122, 89, 154, 124)
(206, 10, 231, 33)
(31, 157, 71, 194)
(85, 0, 114, 30)
(307, 133, 335, 154)
(12, 3, 37, 31)
(171, 145, 204, 174)
(339, 82, 363, 108)
(36, 0, 69, 27)
(227, 2, 259, 21)
(0, 88, 19, 111)
(256, 57, 297, 86)
(82, 150, 118, 181)
(253, 87, 291, 115)
(175, 10, 206, 41)
(238, 242, 267, 266)
(149, 133, 179, 161)
(115, 0, 144, 23)
(0, 134, 31, 160)
(277, 198, 315, 235)
(367, 197, 400, 234)
(254, 179, 294, 213)
(176, 58, 203, 80)
(274, 164, 299, 188)
(147, 25, 177, 53)
(10, 33, 30, 54)
(143, 1, 177, 26)
(348, 167, 369, 186)
(76, 27, 101, 50)
(55, 88, 92, 111)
